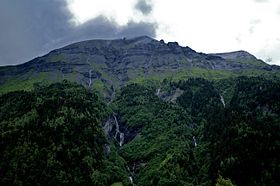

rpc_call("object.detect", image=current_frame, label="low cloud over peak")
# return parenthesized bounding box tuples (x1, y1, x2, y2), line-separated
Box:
(0, 0, 157, 65)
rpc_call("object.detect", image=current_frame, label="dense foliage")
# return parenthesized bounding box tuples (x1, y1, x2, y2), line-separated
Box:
(1, 76, 279, 186)
(114, 84, 207, 185)
(176, 77, 280, 185)
(206, 77, 280, 186)
(0, 81, 120, 185)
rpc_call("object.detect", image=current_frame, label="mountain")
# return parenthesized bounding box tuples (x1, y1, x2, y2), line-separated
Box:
(1, 36, 279, 94)
(0, 36, 280, 186)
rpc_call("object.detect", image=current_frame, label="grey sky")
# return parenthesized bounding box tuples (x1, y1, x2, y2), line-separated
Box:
(0, 0, 156, 66)
(253, 0, 269, 3)
(1, 0, 280, 66)
(0, 0, 71, 65)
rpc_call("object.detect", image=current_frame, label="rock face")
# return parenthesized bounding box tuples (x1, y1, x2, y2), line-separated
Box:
(0, 36, 277, 91)
(210, 50, 257, 61)
(103, 114, 140, 146)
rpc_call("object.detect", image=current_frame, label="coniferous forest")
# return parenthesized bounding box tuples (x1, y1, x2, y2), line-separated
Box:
(1, 76, 279, 186)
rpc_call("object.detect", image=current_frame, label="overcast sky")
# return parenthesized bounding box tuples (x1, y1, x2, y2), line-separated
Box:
(1, 0, 280, 66)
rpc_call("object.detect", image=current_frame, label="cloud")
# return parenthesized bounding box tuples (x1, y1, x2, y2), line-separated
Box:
(277, 6, 280, 15)
(61, 16, 157, 44)
(249, 19, 261, 34)
(135, 0, 153, 15)
(265, 57, 273, 63)
(252, 0, 269, 3)
(255, 39, 280, 65)
(0, 0, 157, 66)
(118, 21, 157, 38)
(0, 0, 72, 65)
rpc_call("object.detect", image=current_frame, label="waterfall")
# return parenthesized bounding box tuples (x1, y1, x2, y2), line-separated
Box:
(104, 144, 111, 155)
(113, 115, 119, 138)
(129, 176, 133, 185)
(220, 94, 225, 108)
(88, 70, 92, 87)
(86, 56, 92, 88)
(103, 119, 113, 137)
(156, 88, 161, 96)
(120, 133, 124, 147)
(193, 136, 197, 147)
(127, 165, 135, 185)
(113, 115, 124, 147)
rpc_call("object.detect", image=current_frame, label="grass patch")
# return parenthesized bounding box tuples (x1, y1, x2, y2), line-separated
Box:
(49, 54, 65, 62)
(110, 182, 123, 186)
(0, 72, 52, 94)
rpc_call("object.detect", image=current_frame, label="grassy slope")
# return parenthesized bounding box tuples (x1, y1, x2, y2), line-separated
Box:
(1, 64, 279, 95)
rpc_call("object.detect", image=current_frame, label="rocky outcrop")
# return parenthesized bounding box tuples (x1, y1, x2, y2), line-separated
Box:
(210, 50, 258, 61)
(0, 36, 277, 90)
(103, 114, 140, 146)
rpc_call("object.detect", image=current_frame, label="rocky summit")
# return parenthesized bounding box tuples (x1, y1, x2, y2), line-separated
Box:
(0, 36, 279, 94)
(1, 36, 280, 186)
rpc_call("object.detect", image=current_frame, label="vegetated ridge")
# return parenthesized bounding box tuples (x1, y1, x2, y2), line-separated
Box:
(0, 36, 279, 186)
(1, 36, 279, 95)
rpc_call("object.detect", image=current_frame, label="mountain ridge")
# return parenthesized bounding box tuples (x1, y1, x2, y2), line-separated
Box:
(1, 36, 279, 186)
(0, 36, 279, 94)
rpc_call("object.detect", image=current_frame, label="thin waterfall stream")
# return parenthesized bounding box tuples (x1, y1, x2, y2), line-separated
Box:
(88, 69, 92, 87)
(193, 136, 197, 147)
(113, 114, 124, 147)
(220, 94, 225, 108)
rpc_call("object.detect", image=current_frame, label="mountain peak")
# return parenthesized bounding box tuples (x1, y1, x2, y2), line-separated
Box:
(1, 37, 278, 95)
(125, 35, 155, 44)
(129, 35, 153, 40)
(210, 50, 257, 61)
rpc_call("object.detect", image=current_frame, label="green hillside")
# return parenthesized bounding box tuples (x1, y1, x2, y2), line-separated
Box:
(1, 76, 279, 185)
(1, 36, 279, 96)
(0, 37, 279, 185)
